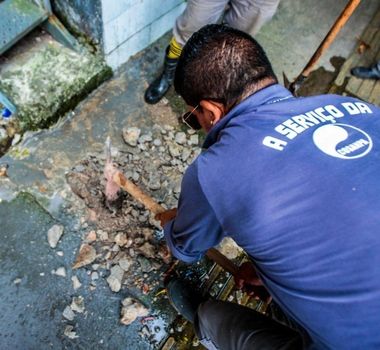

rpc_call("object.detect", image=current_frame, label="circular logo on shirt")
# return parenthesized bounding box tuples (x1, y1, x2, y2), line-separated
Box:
(312, 123, 372, 159)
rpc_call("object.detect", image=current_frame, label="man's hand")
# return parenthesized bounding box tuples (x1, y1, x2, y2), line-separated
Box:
(234, 262, 271, 302)
(155, 208, 177, 227)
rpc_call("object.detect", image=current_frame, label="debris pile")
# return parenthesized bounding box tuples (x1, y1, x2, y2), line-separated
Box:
(64, 124, 202, 327)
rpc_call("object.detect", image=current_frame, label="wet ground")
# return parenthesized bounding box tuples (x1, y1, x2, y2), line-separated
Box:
(0, 0, 379, 349)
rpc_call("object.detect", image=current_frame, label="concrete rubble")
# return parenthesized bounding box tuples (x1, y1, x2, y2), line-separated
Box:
(120, 297, 149, 326)
(47, 224, 64, 248)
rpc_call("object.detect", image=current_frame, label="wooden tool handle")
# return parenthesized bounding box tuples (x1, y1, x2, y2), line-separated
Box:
(113, 171, 166, 215)
(113, 170, 240, 276)
(206, 248, 239, 276)
(301, 0, 361, 78)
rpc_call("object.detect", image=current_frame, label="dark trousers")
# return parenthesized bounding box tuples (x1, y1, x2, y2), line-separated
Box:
(194, 301, 304, 350)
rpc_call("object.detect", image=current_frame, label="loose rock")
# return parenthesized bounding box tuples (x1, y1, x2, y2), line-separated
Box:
(71, 276, 82, 290)
(175, 132, 187, 145)
(71, 296, 85, 313)
(47, 224, 64, 248)
(138, 242, 156, 259)
(119, 257, 133, 272)
(106, 265, 124, 292)
(120, 297, 149, 325)
(53, 267, 66, 277)
(63, 306, 75, 321)
(114, 232, 127, 246)
(85, 230, 97, 242)
(64, 325, 79, 339)
(122, 127, 141, 147)
(73, 244, 96, 269)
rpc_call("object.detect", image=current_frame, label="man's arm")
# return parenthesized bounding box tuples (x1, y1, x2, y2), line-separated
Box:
(163, 161, 225, 263)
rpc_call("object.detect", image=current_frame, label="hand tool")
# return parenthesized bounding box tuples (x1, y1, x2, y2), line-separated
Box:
(110, 169, 239, 275)
(284, 0, 361, 95)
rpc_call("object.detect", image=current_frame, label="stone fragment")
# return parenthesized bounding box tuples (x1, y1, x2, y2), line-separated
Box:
(71, 296, 85, 313)
(138, 242, 156, 259)
(91, 271, 99, 281)
(85, 230, 97, 242)
(13, 278, 22, 284)
(181, 148, 192, 162)
(106, 265, 124, 292)
(63, 306, 75, 321)
(189, 134, 199, 145)
(138, 132, 153, 143)
(56, 251, 64, 256)
(168, 143, 181, 158)
(120, 297, 149, 325)
(119, 257, 133, 272)
(53, 267, 66, 277)
(153, 138, 162, 146)
(137, 256, 153, 273)
(148, 174, 161, 190)
(47, 224, 64, 248)
(122, 127, 141, 147)
(114, 233, 127, 246)
(73, 244, 96, 269)
(71, 276, 82, 290)
(64, 325, 78, 339)
(175, 132, 187, 145)
(97, 230, 109, 241)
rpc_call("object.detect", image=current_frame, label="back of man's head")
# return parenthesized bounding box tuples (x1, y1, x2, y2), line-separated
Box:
(174, 24, 277, 110)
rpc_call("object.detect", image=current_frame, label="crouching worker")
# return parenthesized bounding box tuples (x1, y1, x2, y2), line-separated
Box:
(156, 24, 380, 350)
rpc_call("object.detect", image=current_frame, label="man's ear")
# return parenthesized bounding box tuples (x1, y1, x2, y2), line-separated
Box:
(199, 100, 225, 125)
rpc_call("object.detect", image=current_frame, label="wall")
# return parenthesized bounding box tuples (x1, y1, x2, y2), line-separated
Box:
(51, 0, 186, 70)
(101, 0, 186, 70)
(51, 0, 104, 49)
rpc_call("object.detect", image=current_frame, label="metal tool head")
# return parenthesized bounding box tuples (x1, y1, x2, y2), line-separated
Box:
(282, 72, 306, 97)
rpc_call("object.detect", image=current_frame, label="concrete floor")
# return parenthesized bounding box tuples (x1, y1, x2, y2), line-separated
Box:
(0, 0, 378, 349)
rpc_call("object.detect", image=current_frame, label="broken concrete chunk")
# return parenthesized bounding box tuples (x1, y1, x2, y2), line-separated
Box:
(175, 132, 187, 145)
(52, 267, 66, 277)
(138, 242, 156, 259)
(64, 325, 79, 339)
(122, 127, 141, 147)
(71, 276, 82, 290)
(189, 134, 199, 146)
(106, 265, 124, 292)
(120, 297, 149, 325)
(97, 230, 109, 241)
(72, 244, 96, 269)
(47, 224, 64, 248)
(71, 296, 85, 313)
(114, 232, 127, 246)
(181, 148, 192, 162)
(85, 230, 97, 242)
(63, 306, 75, 321)
(91, 271, 99, 281)
(168, 143, 181, 158)
(118, 257, 133, 272)
(138, 132, 153, 144)
(148, 174, 161, 191)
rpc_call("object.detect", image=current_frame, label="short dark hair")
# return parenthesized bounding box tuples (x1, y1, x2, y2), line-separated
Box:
(174, 24, 277, 109)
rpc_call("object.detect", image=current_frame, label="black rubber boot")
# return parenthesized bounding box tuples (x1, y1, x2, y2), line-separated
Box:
(351, 61, 380, 80)
(144, 47, 179, 104)
(166, 278, 205, 323)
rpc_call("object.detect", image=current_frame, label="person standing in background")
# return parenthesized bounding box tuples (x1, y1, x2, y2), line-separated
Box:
(144, 0, 280, 105)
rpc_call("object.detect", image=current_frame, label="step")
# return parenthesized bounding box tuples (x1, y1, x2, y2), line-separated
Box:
(0, 0, 48, 55)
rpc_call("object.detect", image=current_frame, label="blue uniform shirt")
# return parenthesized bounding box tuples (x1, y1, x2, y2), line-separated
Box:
(164, 84, 380, 349)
